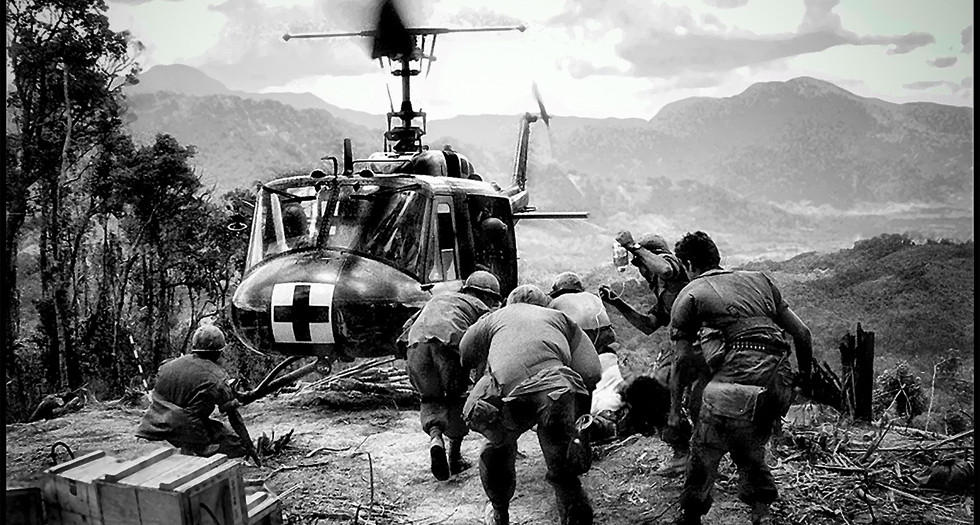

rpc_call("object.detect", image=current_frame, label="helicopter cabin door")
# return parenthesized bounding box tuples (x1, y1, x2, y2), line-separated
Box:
(426, 197, 460, 284)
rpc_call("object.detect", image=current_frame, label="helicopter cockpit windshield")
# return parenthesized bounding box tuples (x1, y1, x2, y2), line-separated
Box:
(246, 181, 429, 278)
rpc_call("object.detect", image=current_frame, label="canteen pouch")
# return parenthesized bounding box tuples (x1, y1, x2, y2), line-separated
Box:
(701, 380, 766, 423)
(463, 373, 505, 439)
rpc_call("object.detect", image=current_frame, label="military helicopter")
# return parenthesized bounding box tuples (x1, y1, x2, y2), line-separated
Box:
(230, 0, 586, 401)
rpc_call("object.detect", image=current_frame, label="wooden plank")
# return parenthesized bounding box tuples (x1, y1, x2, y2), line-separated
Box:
(63, 456, 124, 483)
(45, 450, 106, 475)
(176, 460, 247, 525)
(156, 454, 228, 491)
(248, 496, 283, 525)
(133, 455, 206, 489)
(131, 488, 182, 525)
(97, 483, 142, 525)
(100, 447, 176, 483)
(246, 491, 269, 512)
(113, 455, 188, 486)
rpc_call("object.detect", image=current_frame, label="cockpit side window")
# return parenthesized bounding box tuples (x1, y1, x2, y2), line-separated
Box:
(246, 186, 317, 269)
(427, 200, 458, 281)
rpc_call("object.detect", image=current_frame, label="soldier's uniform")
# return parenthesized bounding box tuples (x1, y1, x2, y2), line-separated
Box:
(461, 289, 602, 525)
(137, 353, 245, 457)
(670, 269, 797, 521)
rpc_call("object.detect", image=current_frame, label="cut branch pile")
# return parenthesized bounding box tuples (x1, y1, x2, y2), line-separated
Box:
(284, 358, 419, 409)
(771, 416, 974, 525)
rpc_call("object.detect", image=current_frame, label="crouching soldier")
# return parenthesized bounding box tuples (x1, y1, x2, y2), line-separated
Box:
(137, 324, 260, 465)
(406, 270, 502, 481)
(460, 284, 601, 525)
(667, 231, 813, 525)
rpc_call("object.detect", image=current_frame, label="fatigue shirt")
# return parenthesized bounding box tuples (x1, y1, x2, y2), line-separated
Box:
(408, 291, 490, 347)
(460, 303, 602, 397)
(648, 251, 690, 325)
(137, 354, 240, 444)
(549, 291, 611, 331)
(669, 269, 792, 388)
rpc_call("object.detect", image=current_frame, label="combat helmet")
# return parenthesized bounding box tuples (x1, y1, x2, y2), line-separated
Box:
(191, 324, 227, 353)
(460, 270, 501, 301)
(506, 284, 550, 307)
(550, 271, 585, 298)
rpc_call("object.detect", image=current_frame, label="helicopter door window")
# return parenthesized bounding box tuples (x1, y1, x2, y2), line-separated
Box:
(434, 201, 458, 281)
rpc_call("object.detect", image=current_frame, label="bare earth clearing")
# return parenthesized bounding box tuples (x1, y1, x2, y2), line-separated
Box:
(6, 379, 972, 525)
(5, 393, 759, 524)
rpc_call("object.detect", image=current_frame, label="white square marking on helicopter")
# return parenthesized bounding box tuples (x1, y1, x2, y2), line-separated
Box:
(271, 282, 335, 344)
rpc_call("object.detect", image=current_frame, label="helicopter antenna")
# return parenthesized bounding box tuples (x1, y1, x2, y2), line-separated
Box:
(283, 0, 525, 154)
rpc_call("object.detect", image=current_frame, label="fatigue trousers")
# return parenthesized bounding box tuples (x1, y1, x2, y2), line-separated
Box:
(167, 418, 246, 458)
(680, 413, 778, 517)
(478, 390, 593, 525)
(407, 339, 469, 439)
(653, 352, 710, 453)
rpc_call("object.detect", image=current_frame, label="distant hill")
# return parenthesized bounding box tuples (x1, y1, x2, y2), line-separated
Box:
(430, 78, 973, 210)
(127, 64, 384, 130)
(118, 65, 972, 269)
(123, 91, 378, 190)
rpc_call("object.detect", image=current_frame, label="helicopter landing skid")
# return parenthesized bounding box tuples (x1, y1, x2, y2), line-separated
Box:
(237, 356, 332, 406)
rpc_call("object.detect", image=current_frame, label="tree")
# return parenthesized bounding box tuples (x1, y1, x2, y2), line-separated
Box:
(6, 0, 140, 390)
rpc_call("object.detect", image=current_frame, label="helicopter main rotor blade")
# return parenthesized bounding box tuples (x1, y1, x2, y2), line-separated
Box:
(283, 25, 526, 42)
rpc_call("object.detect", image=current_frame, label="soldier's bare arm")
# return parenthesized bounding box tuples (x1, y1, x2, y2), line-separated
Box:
(774, 306, 813, 379)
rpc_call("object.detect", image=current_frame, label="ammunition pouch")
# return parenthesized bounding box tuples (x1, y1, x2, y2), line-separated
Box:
(701, 380, 781, 425)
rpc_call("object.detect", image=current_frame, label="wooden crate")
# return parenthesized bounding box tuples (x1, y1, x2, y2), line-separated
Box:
(42, 449, 135, 525)
(6, 486, 44, 525)
(43, 447, 248, 525)
(97, 449, 247, 525)
(246, 491, 283, 525)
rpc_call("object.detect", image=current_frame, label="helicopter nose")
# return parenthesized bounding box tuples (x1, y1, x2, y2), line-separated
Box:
(231, 250, 429, 359)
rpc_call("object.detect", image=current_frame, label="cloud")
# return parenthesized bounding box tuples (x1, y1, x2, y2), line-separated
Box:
(109, 0, 186, 4)
(195, 0, 385, 90)
(962, 25, 973, 53)
(904, 79, 972, 94)
(446, 7, 524, 28)
(547, 0, 937, 80)
(702, 0, 749, 8)
(927, 56, 957, 68)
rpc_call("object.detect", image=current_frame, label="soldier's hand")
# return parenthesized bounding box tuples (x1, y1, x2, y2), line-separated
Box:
(598, 284, 619, 303)
(614, 231, 634, 247)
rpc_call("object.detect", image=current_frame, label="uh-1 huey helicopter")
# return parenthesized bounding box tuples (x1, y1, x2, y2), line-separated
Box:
(229, 0, 587, 402)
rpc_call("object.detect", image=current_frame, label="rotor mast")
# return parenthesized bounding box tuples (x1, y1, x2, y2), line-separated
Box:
(283, 24, 525, 153)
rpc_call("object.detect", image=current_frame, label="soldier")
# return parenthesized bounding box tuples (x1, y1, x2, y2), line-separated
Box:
(549, 271, 618, 355)
(667, 231, 813, 525)
(548, 271, 623, 434)
(406, 270, 501, 481)
(460, 284, 601, 525)
(137, 324, 260, 465)
(599, 231, 706, 476)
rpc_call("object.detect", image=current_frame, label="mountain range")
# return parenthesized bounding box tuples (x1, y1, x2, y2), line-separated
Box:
(117, 64, 973, 268)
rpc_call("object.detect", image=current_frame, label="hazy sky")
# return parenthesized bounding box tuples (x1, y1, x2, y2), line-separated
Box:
(106, 0, 974, 119)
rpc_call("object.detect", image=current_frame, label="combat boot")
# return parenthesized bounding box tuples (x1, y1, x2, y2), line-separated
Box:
(554, 483, 593, 525)
(655, 448, 689, 477)
(447, 438, 472, 475)
(428, 428, 449, 481)
(483, 502, 509, 525)
(750, 502, 772, 525)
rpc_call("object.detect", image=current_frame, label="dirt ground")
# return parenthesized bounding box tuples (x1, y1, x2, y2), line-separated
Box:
(5, 392, 762, 525)
(6, 383, 972, 525)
